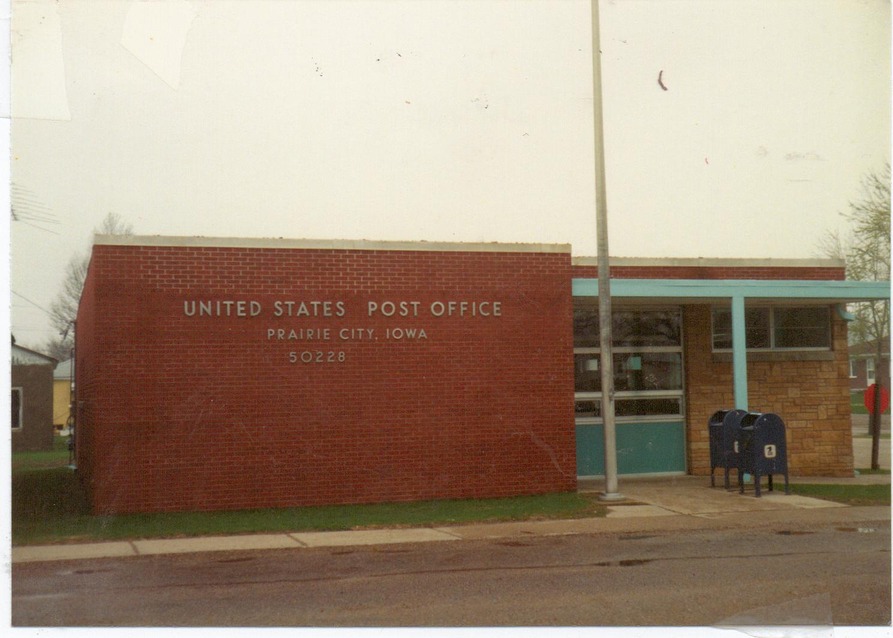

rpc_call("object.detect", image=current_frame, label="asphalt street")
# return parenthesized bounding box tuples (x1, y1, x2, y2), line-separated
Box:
(12, 515, 891, 627)
(10, 415, 890, 628)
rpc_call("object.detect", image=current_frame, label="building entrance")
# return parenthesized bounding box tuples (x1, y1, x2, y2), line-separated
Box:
(573, 304, 686, 476)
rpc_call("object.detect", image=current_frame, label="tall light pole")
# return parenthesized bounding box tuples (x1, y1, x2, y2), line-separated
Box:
(591, 0, 622, 501)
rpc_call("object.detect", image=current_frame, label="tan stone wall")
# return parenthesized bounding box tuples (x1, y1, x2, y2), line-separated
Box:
(684, 305, 853, 477)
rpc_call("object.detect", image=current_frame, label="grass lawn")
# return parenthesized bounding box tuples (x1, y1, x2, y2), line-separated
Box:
(855, 467, 892, 475)
(851, 390, 891, 416)
(786, 482, 891, 507)
(851, 391, 868, 415)
(853, 433, 891, 440)
(11, 435, 72, 471)
(12, 440, 606, 546)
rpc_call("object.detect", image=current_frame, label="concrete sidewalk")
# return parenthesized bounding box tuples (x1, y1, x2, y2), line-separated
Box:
(852, 426, 891, 470)
(12, 474, 890, 565)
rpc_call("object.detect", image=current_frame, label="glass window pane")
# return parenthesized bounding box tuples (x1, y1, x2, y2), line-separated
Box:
(613, 310, 682, 347)
(613, 352, 683, 392)
(574, 354, 602, 392)
(615, 397, 683, 417)
(574, 400, 601, 418)
(575, 397, 683, 418)
(575, 303, 682, 348)
(747, 308, 770, 348)
(573, 300, 599, 348)
(773, 306, 830, 348)
(712, 307, 770, 349)
(712, 309, 731, 349)
(576, 353, 683, 393)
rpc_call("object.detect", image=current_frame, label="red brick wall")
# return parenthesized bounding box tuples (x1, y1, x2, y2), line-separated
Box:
(76, 243, 576, 514)
(684, 305, 854, 477)
(75, 257, 99, 488)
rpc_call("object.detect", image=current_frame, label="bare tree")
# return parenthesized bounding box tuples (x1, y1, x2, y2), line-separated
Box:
(818, 164, 890, 469)
(819, 165, 890, 340)
(42, 213, 134, 360)
(846, 165, 891, 349)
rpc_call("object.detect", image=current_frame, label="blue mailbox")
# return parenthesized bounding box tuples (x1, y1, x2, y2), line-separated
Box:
(707, 409, 748, 490)
(738, 412, 790, 497)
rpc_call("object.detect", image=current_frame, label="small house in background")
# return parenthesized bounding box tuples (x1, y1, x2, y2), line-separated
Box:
(12, 341, 57, 452)
(849, 338, 891, 393)
(53, 359, 74, 434)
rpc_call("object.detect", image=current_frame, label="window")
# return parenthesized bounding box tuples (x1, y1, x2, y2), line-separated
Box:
(773, 307, 831, 348)
(849, 358, 857, 379)
(711, 308, 769, 349)
(712, 305, 831, 351)
(11, 388, 22, 431)
(867, 358, 876, 385)
(573, 303, 684, 421)
(574, 352, 683, 393)
(574, 307, 682, 348)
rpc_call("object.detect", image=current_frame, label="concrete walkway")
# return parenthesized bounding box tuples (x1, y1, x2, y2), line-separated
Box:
(12, 474, 890, 564)
(852, 414, 891, 470)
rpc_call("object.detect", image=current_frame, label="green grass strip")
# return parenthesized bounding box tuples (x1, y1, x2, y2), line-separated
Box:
(851, 390, 891, 416)
(12, 438, 889, 546)
(12, 466, 605, 546)
(787, 483, 890, 507)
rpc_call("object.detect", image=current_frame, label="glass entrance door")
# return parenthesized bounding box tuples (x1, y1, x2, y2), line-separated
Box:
(573, 304, 686, 476)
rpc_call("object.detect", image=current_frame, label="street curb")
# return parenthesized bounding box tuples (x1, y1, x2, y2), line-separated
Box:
(11, 503, 890, 564)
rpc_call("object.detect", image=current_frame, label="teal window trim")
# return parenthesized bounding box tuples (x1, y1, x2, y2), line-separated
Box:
(572, 278, 891, 301)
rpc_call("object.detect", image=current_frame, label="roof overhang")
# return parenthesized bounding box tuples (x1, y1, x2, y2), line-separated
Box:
(573, 256, 845, 269)
(11, 344, 57, 366)
(573, 278, 889, 412)
(572, 278, 891, 304)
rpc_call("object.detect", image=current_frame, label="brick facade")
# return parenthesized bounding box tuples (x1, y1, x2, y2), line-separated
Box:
(76, 239, 858, 513)
(683, 305, 854, 478)
(76, 239, 577, 514)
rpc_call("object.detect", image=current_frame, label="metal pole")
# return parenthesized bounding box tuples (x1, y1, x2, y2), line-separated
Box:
(871, 380, 882, 471)
(591, 0, 622, 501)
(68, 320, 77, 470)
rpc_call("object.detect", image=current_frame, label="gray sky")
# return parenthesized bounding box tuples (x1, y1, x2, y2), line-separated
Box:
(9, 0, 891, 350)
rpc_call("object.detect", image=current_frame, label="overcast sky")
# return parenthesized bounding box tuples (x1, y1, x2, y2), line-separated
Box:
(9, 0, 891, 350)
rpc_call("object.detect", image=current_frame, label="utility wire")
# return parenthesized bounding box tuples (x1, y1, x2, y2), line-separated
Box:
(11, 290, 54, 318)
(11, 183, 61, 234)
(13, 218, 61, 235)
